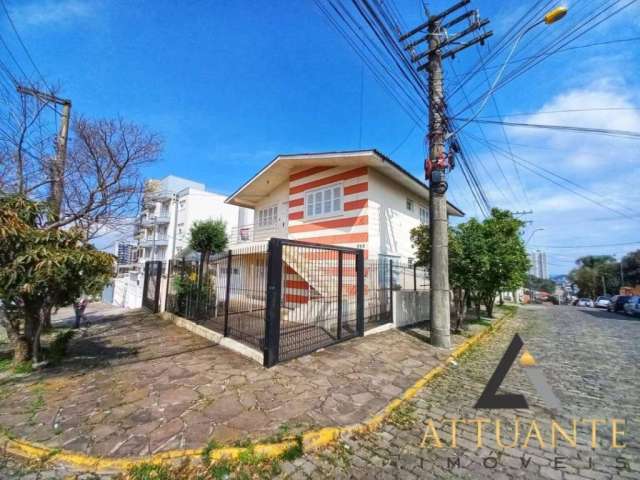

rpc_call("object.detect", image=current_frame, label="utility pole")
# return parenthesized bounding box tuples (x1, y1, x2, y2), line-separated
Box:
(17, 86, 71, 221)
(399, 0, 492, 348)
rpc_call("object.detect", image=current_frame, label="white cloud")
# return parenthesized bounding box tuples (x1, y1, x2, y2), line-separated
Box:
(8, 0, 95, 28)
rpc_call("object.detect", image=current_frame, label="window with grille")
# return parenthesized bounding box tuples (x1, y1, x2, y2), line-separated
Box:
(257, 205, 278, 227)
(305, 184, 342, 218)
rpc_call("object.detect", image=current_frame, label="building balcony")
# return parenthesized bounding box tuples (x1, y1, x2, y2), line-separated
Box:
(140, 213, 171, 227)
(139, 236, 169, 248)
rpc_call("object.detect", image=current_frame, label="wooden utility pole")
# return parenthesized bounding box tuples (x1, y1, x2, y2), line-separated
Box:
(17, 86, 72, 221)
(400, 0, 492, 348)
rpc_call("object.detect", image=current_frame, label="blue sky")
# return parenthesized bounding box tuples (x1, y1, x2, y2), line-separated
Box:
(3, 0, 639, 275)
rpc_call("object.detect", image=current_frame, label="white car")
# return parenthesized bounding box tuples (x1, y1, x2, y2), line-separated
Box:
(577, 298, 594, 308)
(594, 296, 611, 308)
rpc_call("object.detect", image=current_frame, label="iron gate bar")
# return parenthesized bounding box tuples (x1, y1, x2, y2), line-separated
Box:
(223, 250, 232, 337)
(337, 250, 343, 340)
(389, 259, 394, 320)
(356, 250, 365, 334)
(264, 238, 283, 367)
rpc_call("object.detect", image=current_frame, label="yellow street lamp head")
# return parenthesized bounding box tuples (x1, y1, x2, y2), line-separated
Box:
(544, 6, 568, 24)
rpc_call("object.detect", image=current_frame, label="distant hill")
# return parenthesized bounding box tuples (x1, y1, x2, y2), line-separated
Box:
(551, 274, 569, 284)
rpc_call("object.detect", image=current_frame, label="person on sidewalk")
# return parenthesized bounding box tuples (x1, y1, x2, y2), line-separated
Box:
(73, 298, 88, 329)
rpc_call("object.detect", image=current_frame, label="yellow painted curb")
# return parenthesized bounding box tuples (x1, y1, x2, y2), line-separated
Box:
(1, 309, 514, 473)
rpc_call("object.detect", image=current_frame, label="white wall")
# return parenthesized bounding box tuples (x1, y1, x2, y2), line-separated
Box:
(393, 290, 430, 327)
(174, 188, 249, 256)
(368, 168, 427, 263)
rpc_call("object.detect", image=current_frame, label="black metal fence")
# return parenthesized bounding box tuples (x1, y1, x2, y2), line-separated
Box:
(165, 239, 428, 366)
(269, 239, 364, 364)
(166, 244, 268, 351)
(363, 260, 429, 330)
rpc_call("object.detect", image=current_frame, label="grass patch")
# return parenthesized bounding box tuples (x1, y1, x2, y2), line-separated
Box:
(13, 362, 33, 374)
(0, 358, 11, 372)
(318, 441, 352, 469)
(279, 435, 303, 461)
(26, 385, 45, 424)
(126, 463, 174, 480)
(387, 403, 416, 429)
(201, 439, 222, 467)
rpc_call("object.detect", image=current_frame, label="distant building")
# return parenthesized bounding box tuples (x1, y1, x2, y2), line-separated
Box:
(116, 242, 137, 265)
(134, 175, 252, 265)
(529, 250, 549, 279)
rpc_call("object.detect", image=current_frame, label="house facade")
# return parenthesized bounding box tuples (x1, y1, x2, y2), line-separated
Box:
(226, 150, 464, 263)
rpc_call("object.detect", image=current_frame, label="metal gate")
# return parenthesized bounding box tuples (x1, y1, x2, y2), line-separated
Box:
(264, 238, 365, 366)
(142, 261, 162, 313)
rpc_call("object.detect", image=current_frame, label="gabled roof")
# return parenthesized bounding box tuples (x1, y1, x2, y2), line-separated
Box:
(225, 149, 465, 217)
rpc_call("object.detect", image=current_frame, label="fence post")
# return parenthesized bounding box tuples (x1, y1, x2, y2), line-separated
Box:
(223, 250, 232, 337)
(153, 261, 162, 313)
(389, 259, 394, 322)
(413, 263, 417, 292)
(356, 249, 365, 336)
(337, 251, 343, 339)
(264, 238, 283, 367)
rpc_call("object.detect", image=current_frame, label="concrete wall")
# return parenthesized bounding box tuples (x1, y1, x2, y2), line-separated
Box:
(368, 168, 427, 263)
(113, 273, 143, 309)
(392, 290, 430, 328)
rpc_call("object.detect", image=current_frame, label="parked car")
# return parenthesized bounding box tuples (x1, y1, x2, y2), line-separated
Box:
(594, 296, 611, 308)
(607, 295, 631, 313)
(577, 298, 594, 307)
(623, 296, 640, 317)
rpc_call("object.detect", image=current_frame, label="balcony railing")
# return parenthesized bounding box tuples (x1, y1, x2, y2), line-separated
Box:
(229, 224, 282, 244)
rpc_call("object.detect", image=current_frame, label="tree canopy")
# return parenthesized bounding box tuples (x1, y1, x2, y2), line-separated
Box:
(411, 208, 529, 324)
(0, 195, 114, 363)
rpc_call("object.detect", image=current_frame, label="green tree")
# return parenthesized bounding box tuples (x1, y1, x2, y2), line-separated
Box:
(0, 196, 114, 364)
(188, 219, 228, 279)
(569, 255, 624, 297)
(478, 209, 529, 317)
(621, 250, 640, 287)
(410, 218, 490, 330)
(527, 275, 557, 294)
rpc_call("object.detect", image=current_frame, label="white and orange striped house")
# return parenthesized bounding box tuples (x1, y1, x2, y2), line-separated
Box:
(226, 149, 464, 261)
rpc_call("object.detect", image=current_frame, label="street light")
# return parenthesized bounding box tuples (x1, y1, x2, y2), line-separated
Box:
(526, 228, 544, 246)
(544, 6, 569, 25)
(525, 228, 544, 304)
(448, 6, 569, 139)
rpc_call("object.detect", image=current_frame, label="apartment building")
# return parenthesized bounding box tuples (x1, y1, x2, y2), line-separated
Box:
(529, 250, 549, 279)
(135, 175, 252, 264)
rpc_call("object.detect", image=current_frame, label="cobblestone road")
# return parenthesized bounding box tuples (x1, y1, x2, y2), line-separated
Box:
(282, 305, 640, 479)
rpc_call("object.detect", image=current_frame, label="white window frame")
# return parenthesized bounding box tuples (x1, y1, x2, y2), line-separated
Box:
(419, 205, 428, 224)
(304, 183, 343, 219)
(256, 204, 278, 229)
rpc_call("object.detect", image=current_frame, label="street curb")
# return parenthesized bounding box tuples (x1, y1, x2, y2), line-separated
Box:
(0, 308, 515, 473)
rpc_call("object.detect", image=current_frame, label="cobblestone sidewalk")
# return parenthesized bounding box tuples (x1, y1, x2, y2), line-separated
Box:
(0, 305, 479, 461)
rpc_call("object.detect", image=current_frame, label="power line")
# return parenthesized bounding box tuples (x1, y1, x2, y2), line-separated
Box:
(476, 107, 640, 119)
(454, 117, 640, 140)
(530, 241, 640, 249)
(0, 0, 47, 87)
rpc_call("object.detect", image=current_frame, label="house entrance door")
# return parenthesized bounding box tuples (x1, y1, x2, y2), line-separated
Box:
(275, 201, 288, 237)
